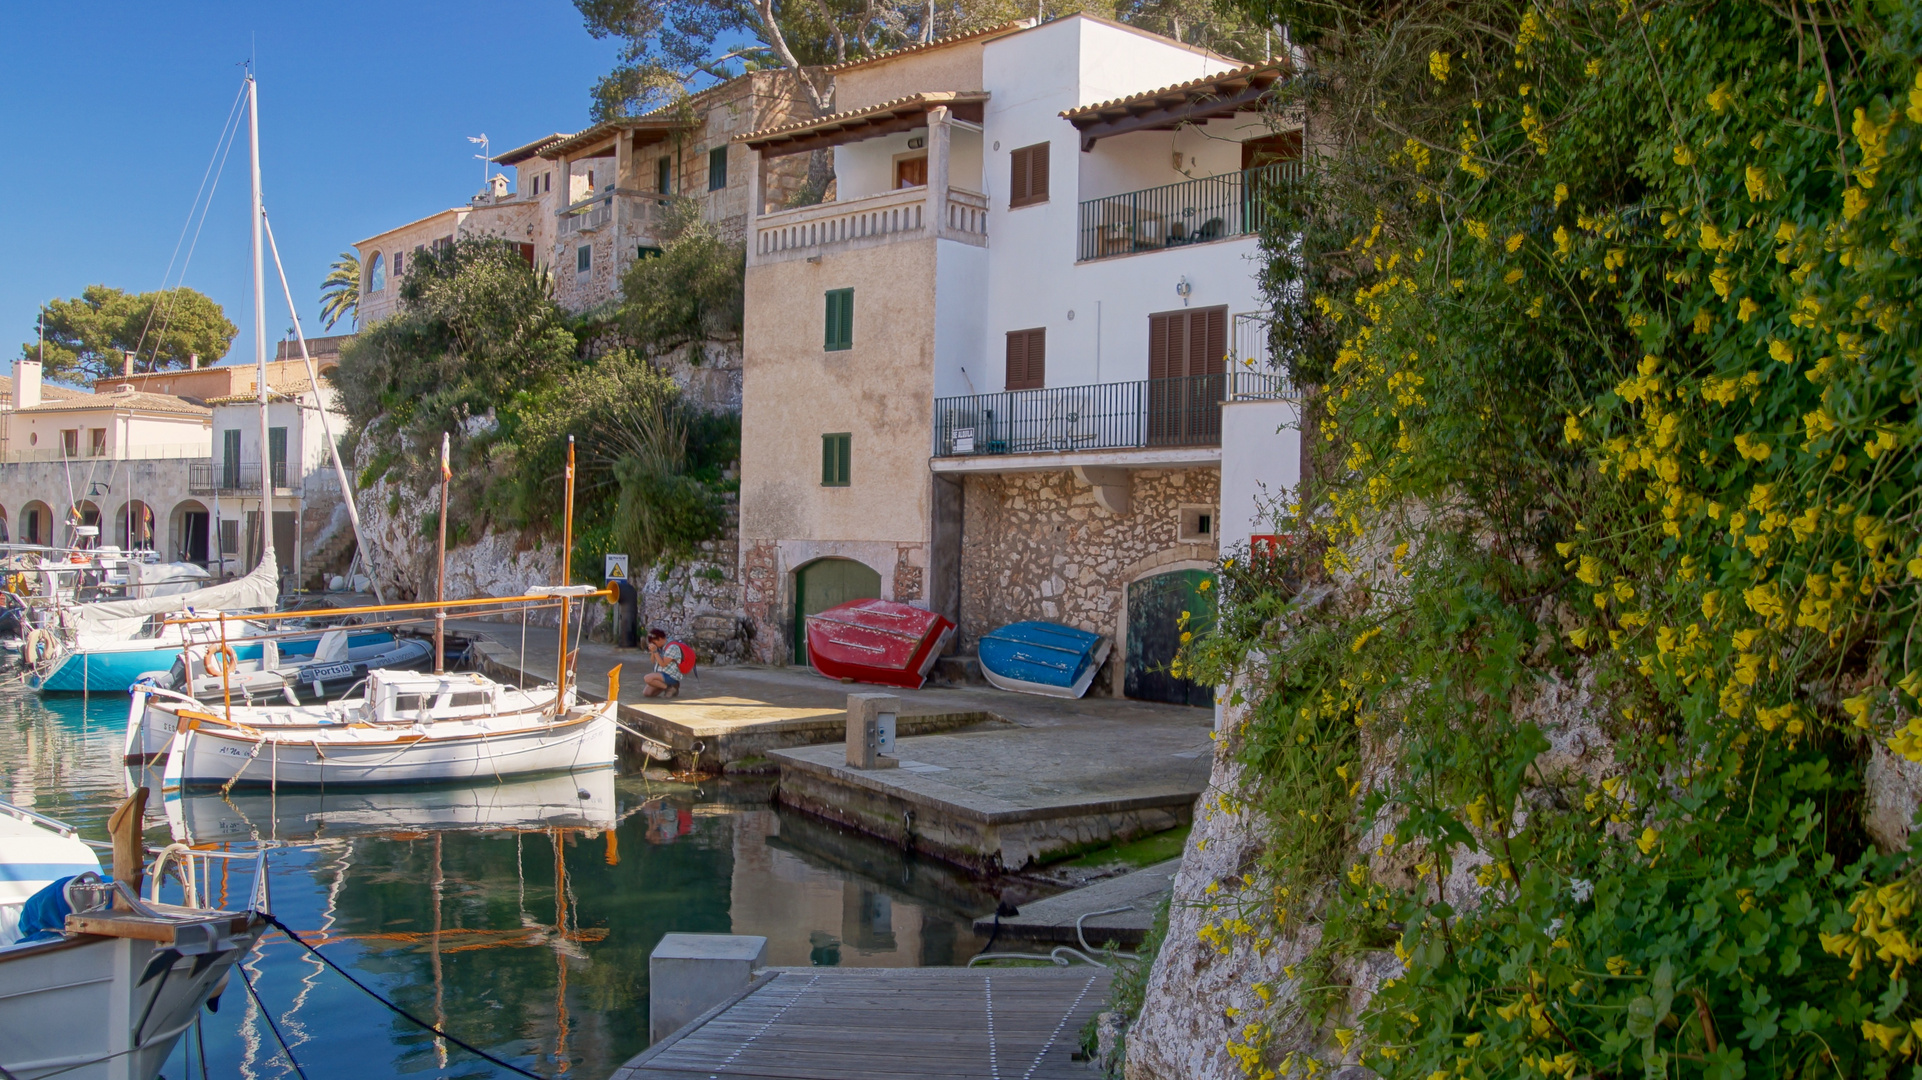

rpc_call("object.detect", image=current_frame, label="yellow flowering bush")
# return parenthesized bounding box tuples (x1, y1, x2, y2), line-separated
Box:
(1188, 0, 1922, 1076)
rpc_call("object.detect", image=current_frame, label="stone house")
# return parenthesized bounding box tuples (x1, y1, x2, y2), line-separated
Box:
(734, 16, 1302, 701)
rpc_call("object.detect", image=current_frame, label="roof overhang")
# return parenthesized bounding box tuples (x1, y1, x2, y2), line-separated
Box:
(1062, 60, 1291, 151)
(541, 117, 688, 160)
(493, 133, 570, 165)
(822, 21, 1032, 74)
(739, 92, 988, 158)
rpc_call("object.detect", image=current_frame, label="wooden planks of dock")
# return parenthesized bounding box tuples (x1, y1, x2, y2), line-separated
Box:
(612, 966, 1112, 1079)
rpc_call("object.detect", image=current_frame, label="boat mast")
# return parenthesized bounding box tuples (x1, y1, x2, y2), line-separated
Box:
(555, 436, 574, 702)
(435, 432, 448, 673)
(248, 73, 273, 586)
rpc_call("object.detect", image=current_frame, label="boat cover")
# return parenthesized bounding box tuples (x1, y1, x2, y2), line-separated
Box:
(62, 545, 278, 640)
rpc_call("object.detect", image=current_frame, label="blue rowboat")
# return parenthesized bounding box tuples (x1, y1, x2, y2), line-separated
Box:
(28, 631, 394, 694)
(977, 621, 1112, 699)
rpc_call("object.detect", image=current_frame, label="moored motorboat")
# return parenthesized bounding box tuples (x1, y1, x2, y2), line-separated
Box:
(978, 620, 1112, 699)
(134, 628, 429, 709)
(154, 669, 616, 789)
(805, 599, 955, 689)
(0, 798, 264, 1080)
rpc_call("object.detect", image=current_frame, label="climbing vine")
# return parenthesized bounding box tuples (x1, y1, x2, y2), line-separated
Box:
(1187, 1, 1922, 1076)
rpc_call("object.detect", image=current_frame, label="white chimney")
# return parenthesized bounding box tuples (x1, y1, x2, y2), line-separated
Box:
(13, 359, 42, 409)
(122, 350, 133, 378)
(189, 353, 200, 370)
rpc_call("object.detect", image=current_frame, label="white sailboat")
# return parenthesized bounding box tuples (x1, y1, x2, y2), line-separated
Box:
(0, 798, 264, 1080)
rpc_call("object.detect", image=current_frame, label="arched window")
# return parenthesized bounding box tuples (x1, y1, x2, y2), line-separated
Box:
(367, 252, 386, 293)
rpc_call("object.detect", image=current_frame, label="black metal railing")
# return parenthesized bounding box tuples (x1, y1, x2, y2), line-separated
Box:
(934, 371, 1293, 457)
(1077, 161, 1303, 262)
(189, 460, 288, 495)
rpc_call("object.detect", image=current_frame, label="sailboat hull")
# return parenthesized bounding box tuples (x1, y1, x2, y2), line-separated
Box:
(162, 705, 618, 789)
(32, 632, 389, 693)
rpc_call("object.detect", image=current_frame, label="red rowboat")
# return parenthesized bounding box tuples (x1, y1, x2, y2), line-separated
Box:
(805, 600, 955, 689)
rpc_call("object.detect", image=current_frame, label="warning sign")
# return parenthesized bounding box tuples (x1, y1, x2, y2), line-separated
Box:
(604, 553, 630, 580)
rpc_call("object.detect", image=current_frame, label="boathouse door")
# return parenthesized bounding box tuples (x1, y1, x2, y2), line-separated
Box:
(1124, 568, 1217, 707)
(793, 558, 882, 664)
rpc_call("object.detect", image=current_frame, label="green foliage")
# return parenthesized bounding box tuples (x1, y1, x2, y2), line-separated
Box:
(319, 250, 360, 330)
(619, 199, 745, 362)
(22, 284, 236, 382)
(1187, 1, 1922, 1076)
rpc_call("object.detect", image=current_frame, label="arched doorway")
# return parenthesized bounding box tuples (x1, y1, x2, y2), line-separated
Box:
(0, 506, 9, 543)
(117, 500, 156, 551)
(792, 558, 882, 664)
(170, 500, 211, 564)
(19, 501, 52, 547)
(1124, 567, 1217, 706)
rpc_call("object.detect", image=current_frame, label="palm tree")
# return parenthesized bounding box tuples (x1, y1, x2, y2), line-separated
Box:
(318, 251, 360, 330)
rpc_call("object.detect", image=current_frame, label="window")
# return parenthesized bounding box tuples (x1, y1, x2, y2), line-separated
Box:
(367, 252, 386, 293)
(392, 251, 404, 278)
(1005, 328, 1046, 390)
(587, 169, 596, 191)
(823, 289, 854, 351)
(577, 245, 592, 274)
(60, 429, 78, 457)
(1009, 142, 1050, 208)
(222, 429, 242, 487)
(219, 519, 240, 555)
(448, 691, 490, 709)
(821, 433, 851, 486)
(89, 428, 106, 457)
(1178, 505, 1215, 543)
(657, 156, 673, 194)
(708, 146, 728, 191)
(268, 426, 287, 487)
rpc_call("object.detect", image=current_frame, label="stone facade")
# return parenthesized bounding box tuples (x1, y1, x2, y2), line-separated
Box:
(957, 467, 1220, 677)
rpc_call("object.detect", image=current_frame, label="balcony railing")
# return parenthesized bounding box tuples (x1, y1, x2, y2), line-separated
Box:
(934, 371, 1293, 458)
(189, 460, 290, 495)
(752, 186, 989, 265)
(559, 190, 670, 237)
(1078, 161, 1302, 262)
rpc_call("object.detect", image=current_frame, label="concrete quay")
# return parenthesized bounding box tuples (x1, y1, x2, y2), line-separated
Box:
(446, 618, 1215, 870)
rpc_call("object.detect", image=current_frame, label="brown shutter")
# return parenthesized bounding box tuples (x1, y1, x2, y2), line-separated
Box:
(1200, 307, 1227, 375)
(1149, 312, 1174, 381)
(1006, 328, 1045, 390)
(1009, 143, 1050, 208)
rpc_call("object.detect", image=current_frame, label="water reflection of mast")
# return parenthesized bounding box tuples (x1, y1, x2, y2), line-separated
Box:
(432, 832, 448, 1069)
(553, 826, 571, 1074)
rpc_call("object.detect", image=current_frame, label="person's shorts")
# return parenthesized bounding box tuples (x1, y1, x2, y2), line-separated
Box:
(658, 669, 682, 686)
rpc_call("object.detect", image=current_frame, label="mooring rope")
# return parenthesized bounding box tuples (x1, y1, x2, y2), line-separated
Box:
(237, 960, 309, 1079)
(256, 911, 545, 1079)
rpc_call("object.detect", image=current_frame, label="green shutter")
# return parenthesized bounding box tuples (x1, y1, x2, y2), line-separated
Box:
(821, 433, 851, 486)
(825, 289, 853, 351)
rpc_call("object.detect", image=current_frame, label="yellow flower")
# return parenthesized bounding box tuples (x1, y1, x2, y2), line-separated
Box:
(1734, 432, 1772, 461)
(1637, 826, 1660, 855)
(1843, 188, 1868, 220)
(1745, 164, 1770, 201)
(1699, 222, 1724, 251)
(1463, 1031, 1484, 1048)
(1554, 182, 1569, 207)
(1197, 578, 1212, 592)
(1429, 51, 1450, 82)
(1564, 414, 1583, 443)
(1707, 82, 1734, 113)
(1506, 232, 1525, 253)
(1769, 338, 1795, 364)
(1553, 225, 1572, 258)
(1584, 58, 1602, 78)
(1737, 297, 1759, 322)
(1674, 143, 1696, 166)
(1710, 265, 1733, 298)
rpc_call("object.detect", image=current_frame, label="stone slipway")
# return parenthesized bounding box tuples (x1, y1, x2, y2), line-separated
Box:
(974, 859, 1179, 947)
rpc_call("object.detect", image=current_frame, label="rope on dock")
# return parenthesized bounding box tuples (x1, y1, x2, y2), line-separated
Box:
(256, 911, 546, 1079)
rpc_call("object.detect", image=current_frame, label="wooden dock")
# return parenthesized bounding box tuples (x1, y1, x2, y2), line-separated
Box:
(612, 966, 1112, 1079)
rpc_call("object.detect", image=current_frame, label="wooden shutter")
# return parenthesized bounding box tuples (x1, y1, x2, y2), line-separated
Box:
(1148, 312, 1176, 380)
(821, 434, 851, 485)
(1199, 307, 1227, 375)
(825, 289, 853, 351)
(1005, 328, 1045, 390)
(517, 243, 535, 267)
(1009, 143, 1049, 208)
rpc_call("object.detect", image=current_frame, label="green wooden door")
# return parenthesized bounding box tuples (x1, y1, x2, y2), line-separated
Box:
(1124, 568, 1217, 706)
(793, 558, 882, 664)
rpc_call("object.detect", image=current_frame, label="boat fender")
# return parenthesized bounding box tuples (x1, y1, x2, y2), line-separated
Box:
(24, 627, 55, 668)
(203, 643, 238, 676)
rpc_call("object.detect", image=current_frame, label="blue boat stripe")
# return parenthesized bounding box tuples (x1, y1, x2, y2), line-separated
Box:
(0, 862, 100, 882)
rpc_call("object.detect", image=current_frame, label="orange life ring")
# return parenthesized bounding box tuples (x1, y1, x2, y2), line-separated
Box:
(203, 644, 238, 676)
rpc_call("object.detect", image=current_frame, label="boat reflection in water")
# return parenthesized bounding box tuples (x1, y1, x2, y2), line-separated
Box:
(162, 768, 617, 844)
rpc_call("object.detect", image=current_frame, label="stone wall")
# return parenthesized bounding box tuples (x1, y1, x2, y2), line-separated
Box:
(957, 467, 1219, 690)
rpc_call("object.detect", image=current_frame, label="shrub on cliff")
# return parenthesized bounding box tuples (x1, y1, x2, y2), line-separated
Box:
(1185, 2, 1922, 1077)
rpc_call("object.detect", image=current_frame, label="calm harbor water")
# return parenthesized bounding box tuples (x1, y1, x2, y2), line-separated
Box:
(0, 683, 995, 1078)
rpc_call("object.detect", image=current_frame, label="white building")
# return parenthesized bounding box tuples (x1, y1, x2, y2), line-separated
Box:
(735, 16, 1301, 702)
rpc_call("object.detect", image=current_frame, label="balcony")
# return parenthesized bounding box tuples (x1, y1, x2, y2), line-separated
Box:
(558, 190, 670, 238)
(189, 460, 291, 496)
(752, 186, 988, 265)
(1077, 161, 1302, 262)
(933, 370, 1293, 458)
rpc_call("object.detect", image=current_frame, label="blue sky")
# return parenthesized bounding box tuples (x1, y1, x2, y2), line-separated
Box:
(0, 1, 623, 380)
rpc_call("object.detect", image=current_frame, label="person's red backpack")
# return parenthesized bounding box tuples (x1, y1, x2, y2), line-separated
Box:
(666, 640, 698, 677)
